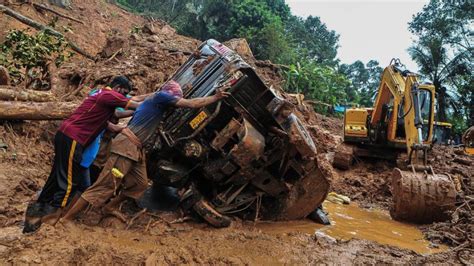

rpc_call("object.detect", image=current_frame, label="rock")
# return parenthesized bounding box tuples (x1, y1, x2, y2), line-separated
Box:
(224, 38, 254, 58)
(142, 23, 157, 35)
(99, 35, 127, 58)
(146, 35, 160, 43)
(160, 25, 176, 35)
(130, 33, 140, 41)
(48, 0, 71, 8)
(314, 231, 337, 244)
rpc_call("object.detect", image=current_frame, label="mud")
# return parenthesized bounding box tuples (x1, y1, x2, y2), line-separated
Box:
(0, 0, 472, 264)
(259, 201, 448, 254)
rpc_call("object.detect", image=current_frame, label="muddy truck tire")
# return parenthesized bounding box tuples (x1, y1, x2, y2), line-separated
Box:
(390, 168, 457, 224)
(193, 199, 232, 228)
(263, 164, 330, 220)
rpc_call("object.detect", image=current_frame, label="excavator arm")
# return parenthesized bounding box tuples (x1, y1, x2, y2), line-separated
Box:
(402, 74, 435, 166)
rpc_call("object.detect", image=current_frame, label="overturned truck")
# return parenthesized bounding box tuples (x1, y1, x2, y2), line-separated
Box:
(144, 40, 329, 227)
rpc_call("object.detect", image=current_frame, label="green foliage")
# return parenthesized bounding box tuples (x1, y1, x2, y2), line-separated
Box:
(115, 0, 380, 116)
(285, 15, 339, 66)
(116, 0, 315, 64)
(339, 60, 383, 107)
(284, 62, 350, 114)
(408, 0, 473, 128)
(0, 29, 71, 85)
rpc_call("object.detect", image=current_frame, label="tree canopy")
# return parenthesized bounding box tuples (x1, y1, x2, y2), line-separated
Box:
(116, 0, 471, 131)
(408, 0, 473, 132)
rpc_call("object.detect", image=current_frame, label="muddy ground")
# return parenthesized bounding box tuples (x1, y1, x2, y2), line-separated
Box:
(1, 0, 473, 264)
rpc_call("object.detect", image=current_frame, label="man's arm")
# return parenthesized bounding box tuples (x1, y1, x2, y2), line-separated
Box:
(101, 91, 141, 110)
(115, 109, 134, 119)
(130, 92, 153, 102)
(125, 100, 141, 110)
(107, 122, 126, 133)
(175, 89, 230, 108)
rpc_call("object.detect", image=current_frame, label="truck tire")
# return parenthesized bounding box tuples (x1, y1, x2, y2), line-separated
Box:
(263, 163, 330, 220)
(193, 199, 232, 228)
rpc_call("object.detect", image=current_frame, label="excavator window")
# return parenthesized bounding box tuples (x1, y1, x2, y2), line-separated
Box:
(419, 90, 432, 141)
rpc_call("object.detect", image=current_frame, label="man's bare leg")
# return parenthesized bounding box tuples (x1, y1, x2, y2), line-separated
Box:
(61, 197, 89, 221)
(102, 193, 128, 223)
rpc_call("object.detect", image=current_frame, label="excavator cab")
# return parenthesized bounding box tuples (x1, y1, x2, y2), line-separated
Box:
(432, 121, 452, 145)
(463, 126, 474, 155)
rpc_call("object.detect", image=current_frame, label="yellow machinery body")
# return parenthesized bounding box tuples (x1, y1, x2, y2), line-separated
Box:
(338, 59, 457, 224)
(344, 108, 371, 140)
(343, 62, 436, 160)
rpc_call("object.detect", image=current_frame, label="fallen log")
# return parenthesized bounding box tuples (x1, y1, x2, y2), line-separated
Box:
(47, 62, 58, 92)
(453, 157, 472, 166)
(0, 87, 55, 102)
(32, 3, 84, 24)
(0, 101, 76, 120)
(0, 4, 94, 60)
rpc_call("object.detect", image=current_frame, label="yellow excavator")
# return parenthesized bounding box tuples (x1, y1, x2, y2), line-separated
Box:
(334, 59, 457, 223)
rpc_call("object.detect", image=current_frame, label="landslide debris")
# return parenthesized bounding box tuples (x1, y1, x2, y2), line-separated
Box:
(0, 0, 472, 264)
(422, 145, 473, 256)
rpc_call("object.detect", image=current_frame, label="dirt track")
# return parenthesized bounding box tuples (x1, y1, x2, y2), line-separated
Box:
(0, 0, 472, 264)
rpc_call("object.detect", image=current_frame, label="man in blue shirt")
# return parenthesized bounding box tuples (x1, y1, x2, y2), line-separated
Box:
(62, 80, 230, 223)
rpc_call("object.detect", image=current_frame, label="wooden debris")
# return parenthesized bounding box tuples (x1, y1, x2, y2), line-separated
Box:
(126, 208, 147, 230)
(0, 67, 10, 86)
(32, 3, 84, 24)
(47, 62, 59, 92)
(0, 101, 77, 120)
(453, 157, 472, 166)
(0, 87, 55, 102)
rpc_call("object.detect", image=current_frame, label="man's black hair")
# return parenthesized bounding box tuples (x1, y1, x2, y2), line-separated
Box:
(109, 76, 132, 91)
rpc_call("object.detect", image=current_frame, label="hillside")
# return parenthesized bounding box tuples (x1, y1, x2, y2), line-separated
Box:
(0, 1, 471, 264)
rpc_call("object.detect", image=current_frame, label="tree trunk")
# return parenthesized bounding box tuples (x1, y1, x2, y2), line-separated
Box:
(47, 62, 58, 92)
(0, 87, 56, 102)
(434, 81, 447, 122)
(469, 89, 474, 127)
(0, 101, 77, 120)
(33, 3, 83, 24)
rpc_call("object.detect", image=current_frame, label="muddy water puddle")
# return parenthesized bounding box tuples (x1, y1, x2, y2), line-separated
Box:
(258, 201, 447, 254)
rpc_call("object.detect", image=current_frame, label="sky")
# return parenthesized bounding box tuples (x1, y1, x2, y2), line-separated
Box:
(286, 0, 428, 71)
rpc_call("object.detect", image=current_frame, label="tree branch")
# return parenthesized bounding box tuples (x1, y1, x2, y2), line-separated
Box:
(32, 3, 84, 25)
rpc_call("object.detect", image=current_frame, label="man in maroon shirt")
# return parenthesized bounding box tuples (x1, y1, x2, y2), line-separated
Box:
(23, 76, 142, 233)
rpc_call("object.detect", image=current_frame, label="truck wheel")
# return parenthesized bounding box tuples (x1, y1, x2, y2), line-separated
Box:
(263, 163, 330, 220)
(193, 199, 232, 228)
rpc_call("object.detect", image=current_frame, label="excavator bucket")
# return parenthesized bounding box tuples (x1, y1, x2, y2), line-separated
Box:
(390, 168, 457, 223)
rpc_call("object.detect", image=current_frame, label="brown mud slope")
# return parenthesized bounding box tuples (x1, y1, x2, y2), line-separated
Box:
(0, 0, 472, 263)
(0, 0, 145, 56)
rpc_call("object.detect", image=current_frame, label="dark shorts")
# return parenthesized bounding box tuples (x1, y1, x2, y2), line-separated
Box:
(37, 131, 84, 208)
